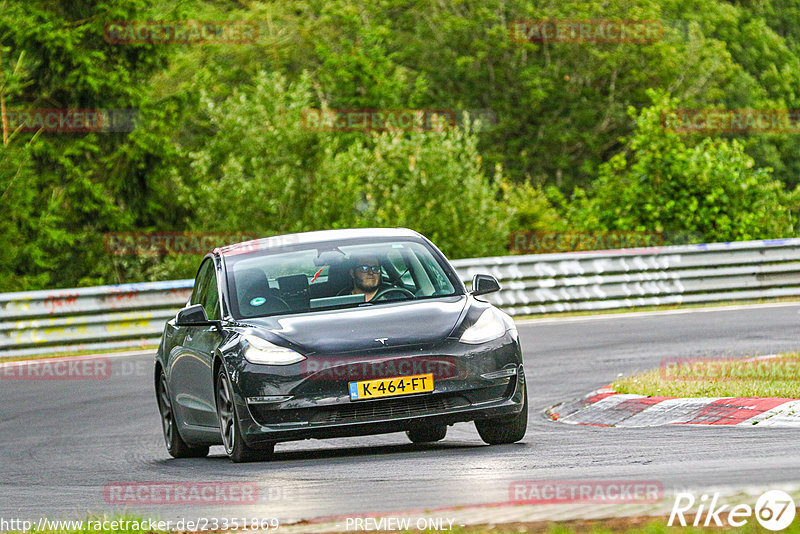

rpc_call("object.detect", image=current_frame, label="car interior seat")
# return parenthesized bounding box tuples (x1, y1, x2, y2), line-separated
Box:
(276, 274, 310, 311)
(236, 268, 283, 316)
(328, 260, 354, 296)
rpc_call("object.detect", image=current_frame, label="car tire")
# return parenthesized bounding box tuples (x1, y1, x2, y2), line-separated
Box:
(215, 366, 275, 463)
(406, 424, 447, 444)
(474, 384, 528, 445)
(157, 371, 209, 458)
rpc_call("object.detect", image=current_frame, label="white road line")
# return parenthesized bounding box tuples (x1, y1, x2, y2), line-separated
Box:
(514, 301, 800, 325)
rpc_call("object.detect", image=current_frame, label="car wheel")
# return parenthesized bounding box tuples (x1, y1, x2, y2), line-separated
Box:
(474, 384, 528, 445)
(406, 424, 447, 444)
(157, 371, 209, 458)
(215, 366, 274, 463)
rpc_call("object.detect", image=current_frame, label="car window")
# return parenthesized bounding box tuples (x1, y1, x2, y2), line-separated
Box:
(190, 259, 221, 321)
(420, 252, 455, 293)
(203, 267, 221, 320)
(190, 260, 212, 307)
(387, 250, 413, 285)
(225, 238, 461, 318)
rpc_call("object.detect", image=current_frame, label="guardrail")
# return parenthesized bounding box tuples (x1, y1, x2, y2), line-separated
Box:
(456, 238, 800, 315)
(3, 238, 800, 358)
(0, 281, 193, 358)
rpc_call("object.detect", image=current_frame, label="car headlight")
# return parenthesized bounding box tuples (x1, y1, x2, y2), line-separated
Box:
(243, 334, 306, 365)
(459, 308, 512, 344)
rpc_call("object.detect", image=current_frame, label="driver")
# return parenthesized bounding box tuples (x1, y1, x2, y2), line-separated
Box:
(348, 254, 385, 302)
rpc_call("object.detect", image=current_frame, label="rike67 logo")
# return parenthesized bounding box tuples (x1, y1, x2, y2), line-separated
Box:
(669, 490, 796, 530)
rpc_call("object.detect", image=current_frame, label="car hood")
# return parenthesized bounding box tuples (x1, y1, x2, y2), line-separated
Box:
(239, 296, 468, 354)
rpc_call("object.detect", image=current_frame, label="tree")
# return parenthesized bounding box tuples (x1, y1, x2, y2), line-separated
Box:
(0, 0, 170, 289)
(167, 71, 509, 272)
(569, 90, 797, 242)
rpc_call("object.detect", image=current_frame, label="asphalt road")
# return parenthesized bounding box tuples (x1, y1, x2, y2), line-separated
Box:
(2, 303, 800, 524)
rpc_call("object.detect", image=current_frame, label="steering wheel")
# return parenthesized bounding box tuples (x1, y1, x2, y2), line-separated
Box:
(372, 286, 415, 301)
(269, 296, 291, 311)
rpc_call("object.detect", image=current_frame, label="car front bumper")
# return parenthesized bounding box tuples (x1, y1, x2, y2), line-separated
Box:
(227, 333, 525, 445)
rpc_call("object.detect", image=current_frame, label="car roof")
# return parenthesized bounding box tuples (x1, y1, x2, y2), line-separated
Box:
(215, 227, 423, 256)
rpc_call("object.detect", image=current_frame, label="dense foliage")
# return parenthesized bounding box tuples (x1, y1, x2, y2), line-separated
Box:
(3, 0, 800, 290)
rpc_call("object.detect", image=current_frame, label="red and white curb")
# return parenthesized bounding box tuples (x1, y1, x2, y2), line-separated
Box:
(547, 387, 800, 427)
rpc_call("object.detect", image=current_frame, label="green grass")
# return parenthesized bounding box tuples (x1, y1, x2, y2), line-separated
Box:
(613, 352, 800, 398)
(446, 515, 800, 533)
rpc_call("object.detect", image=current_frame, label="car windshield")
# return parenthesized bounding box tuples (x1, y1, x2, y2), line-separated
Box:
(224, 238, 461, 318)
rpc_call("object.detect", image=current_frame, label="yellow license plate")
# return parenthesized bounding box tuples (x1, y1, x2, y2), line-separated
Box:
(348, 373, 434, 401)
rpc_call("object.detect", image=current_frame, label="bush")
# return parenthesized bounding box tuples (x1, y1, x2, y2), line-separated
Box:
(167, 71, 510, 268)
(568, 90, 797, 243)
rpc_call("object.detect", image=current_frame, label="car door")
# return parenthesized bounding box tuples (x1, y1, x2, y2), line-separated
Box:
(171, 258, 224, 428)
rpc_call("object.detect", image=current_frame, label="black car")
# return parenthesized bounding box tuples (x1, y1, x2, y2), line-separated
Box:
(155, 228, 526, 462)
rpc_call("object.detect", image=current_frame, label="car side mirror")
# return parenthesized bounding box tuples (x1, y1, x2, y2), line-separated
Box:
(176, 304, 212, 326)
(470, 274, 501, 296)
